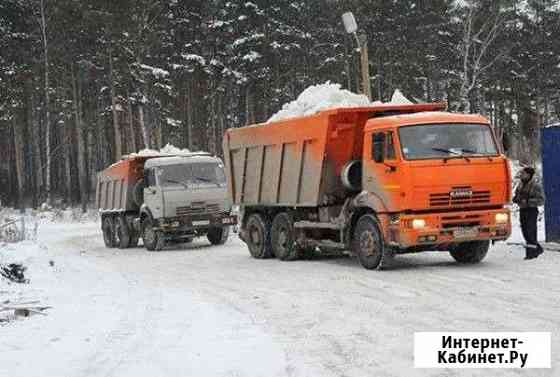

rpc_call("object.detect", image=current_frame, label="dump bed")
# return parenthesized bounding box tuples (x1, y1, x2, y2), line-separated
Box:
(223, 103, 446, 207)
(96, 157, 150, 212)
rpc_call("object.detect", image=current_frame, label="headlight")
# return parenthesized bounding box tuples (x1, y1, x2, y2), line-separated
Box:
(412, 219, 426, 229)
(495, 213, 509, 224)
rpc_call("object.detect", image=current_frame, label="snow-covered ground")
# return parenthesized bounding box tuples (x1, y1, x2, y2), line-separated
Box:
(1, 213, 558, 377)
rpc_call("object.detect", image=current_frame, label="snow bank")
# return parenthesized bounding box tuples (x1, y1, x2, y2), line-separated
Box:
(266, 83, 412, 123)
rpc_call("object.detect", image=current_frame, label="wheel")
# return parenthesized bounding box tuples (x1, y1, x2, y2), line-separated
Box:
(207, 226, 229, 245)
(129, 232, 139, 248)
(449, 240, 489, 263)
(142, 217, 165, 251)
(245, 213, 273, 259)
(102, 216, 116, 248)
(352, 214, 386, 270)
(299, 246, 315, 260)
(114, 216, 131, 249)
(271, 212, 299, 261)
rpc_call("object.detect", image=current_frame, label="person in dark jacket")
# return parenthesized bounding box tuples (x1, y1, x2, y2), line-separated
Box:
(513, 167, 545, 259)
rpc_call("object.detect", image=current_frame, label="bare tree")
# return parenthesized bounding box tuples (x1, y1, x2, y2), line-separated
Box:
(39, 0, 51, 204)
(109, 45, 123, 160)
(457, 4, 506, 113)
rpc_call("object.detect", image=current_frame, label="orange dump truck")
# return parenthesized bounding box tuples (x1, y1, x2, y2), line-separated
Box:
(223, 102, 512, 269)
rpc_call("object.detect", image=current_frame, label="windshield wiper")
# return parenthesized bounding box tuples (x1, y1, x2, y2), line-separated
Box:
(431, 148, 471, 162)
(164, 179, 189, 189)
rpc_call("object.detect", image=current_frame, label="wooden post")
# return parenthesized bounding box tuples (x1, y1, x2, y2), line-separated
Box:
(359, 34, 372, 102)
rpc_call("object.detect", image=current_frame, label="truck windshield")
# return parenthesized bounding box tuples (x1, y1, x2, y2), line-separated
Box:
(398, 123, 498, 160)
(160, 163, 226, 187)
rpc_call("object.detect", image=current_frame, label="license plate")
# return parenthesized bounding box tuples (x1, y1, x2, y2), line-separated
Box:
(222, 217, 235, 224)
(192, 220, 210, 226)
(454, 227, 479, 238)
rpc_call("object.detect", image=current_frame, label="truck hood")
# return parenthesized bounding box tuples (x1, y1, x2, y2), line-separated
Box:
(405, 158, 509, 211)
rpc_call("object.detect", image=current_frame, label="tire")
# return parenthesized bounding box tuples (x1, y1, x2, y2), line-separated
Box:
(449, 240, 489, 264)
(352, 214, 385, 270)
(207, 226, 230, 245)
(102, 216, 116, 248)
(129, 232, 140, 248)
(142, 217, 165, 252)
(114, 216, 131, 249)
(245, 213, 273, 259)
(271, 212, 299, 261)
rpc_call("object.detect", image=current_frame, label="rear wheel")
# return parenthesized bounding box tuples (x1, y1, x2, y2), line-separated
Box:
(114, 216, 131, 249)
(129, 231, 139, 248)
(271, 212, 299, 261)
(102, 216, 116, 248)
(245, 214, 273, 259)
(142, 217, 165, 252)
(449, 241, 489, 263)
(207, 226, 229, 245)
(352, 214, 386, 270)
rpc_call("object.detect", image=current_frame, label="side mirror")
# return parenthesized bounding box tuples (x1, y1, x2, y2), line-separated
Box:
(373, 133, 385, 163)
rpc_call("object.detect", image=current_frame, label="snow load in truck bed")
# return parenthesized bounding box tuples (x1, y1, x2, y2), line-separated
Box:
(266, 83, 413, 123)
(124, 143, 209, 159)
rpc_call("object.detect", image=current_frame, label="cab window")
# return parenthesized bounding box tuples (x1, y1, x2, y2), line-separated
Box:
(145, 168, 156, 187)
(370, 131, 396, 162)
(386, 132, 396, 160)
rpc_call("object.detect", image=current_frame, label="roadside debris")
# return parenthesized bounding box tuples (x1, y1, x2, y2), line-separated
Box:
(0, 300, 51, 324)
(0, 263, 29, 283)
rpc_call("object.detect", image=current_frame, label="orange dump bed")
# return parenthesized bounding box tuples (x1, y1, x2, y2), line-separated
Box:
(223, 103, 447, 207)
(96, 156, 152, 212)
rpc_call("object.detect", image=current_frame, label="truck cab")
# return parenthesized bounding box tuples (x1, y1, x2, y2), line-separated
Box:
(360, 112, 511, 254)
(140, 155, 236, 250)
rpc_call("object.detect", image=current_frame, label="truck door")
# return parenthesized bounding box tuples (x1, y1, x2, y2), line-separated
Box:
(363, 129, 402, 212)
(144, 167, 165, 218)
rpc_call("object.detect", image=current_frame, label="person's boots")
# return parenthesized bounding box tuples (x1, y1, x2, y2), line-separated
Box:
(524, 248, 536, 260)
(536, 245, 544, 258)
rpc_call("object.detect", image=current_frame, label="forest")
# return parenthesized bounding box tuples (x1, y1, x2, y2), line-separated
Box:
(1, 0, 559, 210)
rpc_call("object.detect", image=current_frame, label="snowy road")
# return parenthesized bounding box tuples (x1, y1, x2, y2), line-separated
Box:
(1, 220, 559, 377)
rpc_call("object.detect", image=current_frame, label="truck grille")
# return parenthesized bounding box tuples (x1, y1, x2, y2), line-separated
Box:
(441, 214, 482, 229)
(176, 203, 222, 216)
(430, 189, 491, 207)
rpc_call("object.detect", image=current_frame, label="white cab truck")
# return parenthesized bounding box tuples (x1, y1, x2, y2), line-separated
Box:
(96, 153, 236, 251)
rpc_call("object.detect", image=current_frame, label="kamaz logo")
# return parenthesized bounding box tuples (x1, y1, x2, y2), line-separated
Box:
(450, 190, 473, 198)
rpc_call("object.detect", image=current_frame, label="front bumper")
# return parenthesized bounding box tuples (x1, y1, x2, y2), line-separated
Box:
(388, 208, 511, 248)
(158, 212, 237, 231)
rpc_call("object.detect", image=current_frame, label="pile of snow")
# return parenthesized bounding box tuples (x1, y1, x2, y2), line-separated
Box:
(267, 83, 372, 123)
(127, 143, 209, 158)
(266, 83, 413, 123)
(390, 89, 413, 105)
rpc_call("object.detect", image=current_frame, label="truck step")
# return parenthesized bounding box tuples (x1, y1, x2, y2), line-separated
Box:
(294, 221, 343, 230)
